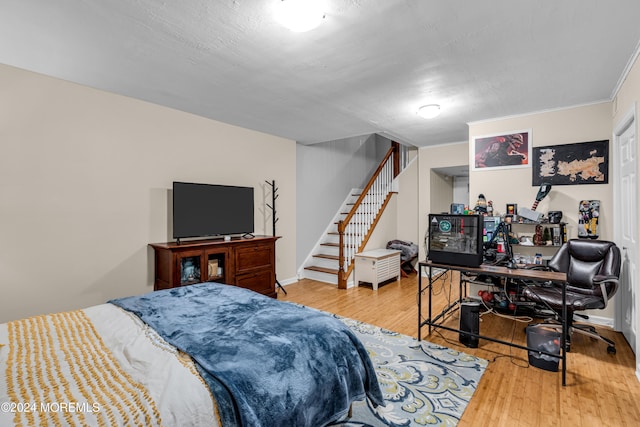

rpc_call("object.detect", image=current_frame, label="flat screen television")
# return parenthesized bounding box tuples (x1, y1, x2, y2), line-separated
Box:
(172, 182, 254, 240)
(427, 214, 483, 267)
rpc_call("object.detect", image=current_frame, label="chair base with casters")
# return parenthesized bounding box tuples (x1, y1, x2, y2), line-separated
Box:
(521, 239, 621, 355)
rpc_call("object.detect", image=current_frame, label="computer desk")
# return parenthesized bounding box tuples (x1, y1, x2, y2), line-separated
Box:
(417, 260, 569, 386)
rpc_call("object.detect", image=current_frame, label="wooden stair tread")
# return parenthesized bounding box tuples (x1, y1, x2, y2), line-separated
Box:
(304, 266, 339, 275)
(346, 202, 378, 206)
(313, 254, 339, 260)
(321, 242, 340, 247)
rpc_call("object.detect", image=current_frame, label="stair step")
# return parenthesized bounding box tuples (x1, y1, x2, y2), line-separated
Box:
(321, 242, 340, 247)
(305, 265, 339, 275)
(314, 254, 339, 260)
(346, 201, 378, 206)
(302, 268, 339, 285)
(327, 229, 369, 235)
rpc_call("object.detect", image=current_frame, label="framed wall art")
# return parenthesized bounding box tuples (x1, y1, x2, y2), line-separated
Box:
(532, 140, 609, 185)
(471, 129, 531, 171)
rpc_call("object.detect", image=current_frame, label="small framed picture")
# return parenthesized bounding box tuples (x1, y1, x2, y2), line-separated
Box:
(450, 203, 465, 215)
(506, 203, 518, 216)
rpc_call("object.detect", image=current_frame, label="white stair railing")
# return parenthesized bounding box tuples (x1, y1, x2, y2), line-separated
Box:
(337, 142, 399, 288)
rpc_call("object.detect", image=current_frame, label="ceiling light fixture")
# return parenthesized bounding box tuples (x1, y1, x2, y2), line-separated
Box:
(418, 104, 441, 119)
(274, 0, 326, 32)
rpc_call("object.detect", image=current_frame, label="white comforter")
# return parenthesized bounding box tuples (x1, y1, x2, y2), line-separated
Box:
(0, 303, 219, 427)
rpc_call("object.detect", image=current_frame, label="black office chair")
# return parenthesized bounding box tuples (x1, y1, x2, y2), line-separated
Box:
(522, 239, 621, 354)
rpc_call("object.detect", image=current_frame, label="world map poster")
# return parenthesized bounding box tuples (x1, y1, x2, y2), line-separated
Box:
(532, 140, 609, 185)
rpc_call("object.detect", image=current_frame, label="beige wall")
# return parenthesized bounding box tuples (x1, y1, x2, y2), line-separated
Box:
(0, 64, 296, 323)
(613, 52, 640, 135)
(418, 142, 469, 259)
(469, 102, 613, 241)
(430, 170, 454, 215)
(395, 155, 420, 245)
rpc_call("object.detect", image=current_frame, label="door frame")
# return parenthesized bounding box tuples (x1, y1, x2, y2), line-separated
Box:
(613, 102, 638, 366)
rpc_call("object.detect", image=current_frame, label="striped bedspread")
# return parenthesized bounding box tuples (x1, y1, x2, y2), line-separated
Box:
(0, 304, 219, 427)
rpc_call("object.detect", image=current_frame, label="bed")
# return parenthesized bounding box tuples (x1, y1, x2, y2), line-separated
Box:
(0, 283, 383, 426)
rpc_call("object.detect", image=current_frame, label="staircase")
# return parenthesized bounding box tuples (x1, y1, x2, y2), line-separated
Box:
(303, 191, 366, 284)
(303, 142, 401, 288)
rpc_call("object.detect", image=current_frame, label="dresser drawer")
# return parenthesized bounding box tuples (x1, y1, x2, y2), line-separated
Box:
(235, 268, 274, 295)
(235, 243, 274, 273)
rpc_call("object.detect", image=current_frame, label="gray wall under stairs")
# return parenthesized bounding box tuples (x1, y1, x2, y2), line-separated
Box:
(296, 134, 391, 270)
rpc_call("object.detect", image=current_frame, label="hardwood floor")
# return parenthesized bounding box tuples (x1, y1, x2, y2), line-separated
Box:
(280, 274, 640, 426)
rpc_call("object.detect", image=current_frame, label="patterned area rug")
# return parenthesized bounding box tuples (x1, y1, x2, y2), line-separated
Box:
(332, 317, 488, 427)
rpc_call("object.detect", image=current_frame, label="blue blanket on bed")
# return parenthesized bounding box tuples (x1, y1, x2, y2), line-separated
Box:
(109, 283, 383, 427)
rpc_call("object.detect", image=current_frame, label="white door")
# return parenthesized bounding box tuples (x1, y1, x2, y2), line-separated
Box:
(615, 107, 637, 355)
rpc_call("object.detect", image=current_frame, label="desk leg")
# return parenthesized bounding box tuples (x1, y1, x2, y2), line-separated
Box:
(428, 267, 433, 336)
(418, 265, 422, 341)
(417, 263, 434, 341)
(562, 281, 567, 386)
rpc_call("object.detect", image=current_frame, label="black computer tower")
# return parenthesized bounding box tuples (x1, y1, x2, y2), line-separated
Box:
(459, 300, 480, 348)
(427, 214, 483, 267)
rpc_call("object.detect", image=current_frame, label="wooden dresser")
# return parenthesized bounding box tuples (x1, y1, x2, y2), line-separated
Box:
(149, 235, 279, 298)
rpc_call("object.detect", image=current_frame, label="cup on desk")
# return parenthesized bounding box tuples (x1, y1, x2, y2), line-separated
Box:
(520, 255, 532, 265)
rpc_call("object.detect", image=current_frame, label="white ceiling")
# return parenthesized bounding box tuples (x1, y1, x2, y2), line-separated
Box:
(2, 1, 640, 147)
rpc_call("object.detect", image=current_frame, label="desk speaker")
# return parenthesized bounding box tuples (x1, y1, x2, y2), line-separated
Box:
(459, 300, 480, 348)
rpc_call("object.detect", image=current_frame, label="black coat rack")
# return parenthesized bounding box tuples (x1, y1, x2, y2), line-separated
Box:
(265, 180, 286, 294)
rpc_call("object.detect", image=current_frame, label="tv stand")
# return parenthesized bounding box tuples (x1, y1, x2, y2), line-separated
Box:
(149, 235, 279, 298)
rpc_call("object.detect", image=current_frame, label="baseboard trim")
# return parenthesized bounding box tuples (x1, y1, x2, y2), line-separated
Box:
(278, 277, 300, 286)
(575, 314, 614, 328)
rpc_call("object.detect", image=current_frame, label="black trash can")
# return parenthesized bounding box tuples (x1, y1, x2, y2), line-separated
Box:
(526, 324, 561, 372)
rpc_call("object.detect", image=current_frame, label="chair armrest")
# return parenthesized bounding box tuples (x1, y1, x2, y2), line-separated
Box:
(593, 275, 620, 307)
(593, 274, 619, 285)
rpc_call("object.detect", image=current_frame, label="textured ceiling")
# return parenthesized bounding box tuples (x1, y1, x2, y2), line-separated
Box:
(1, 0, 640, 147)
